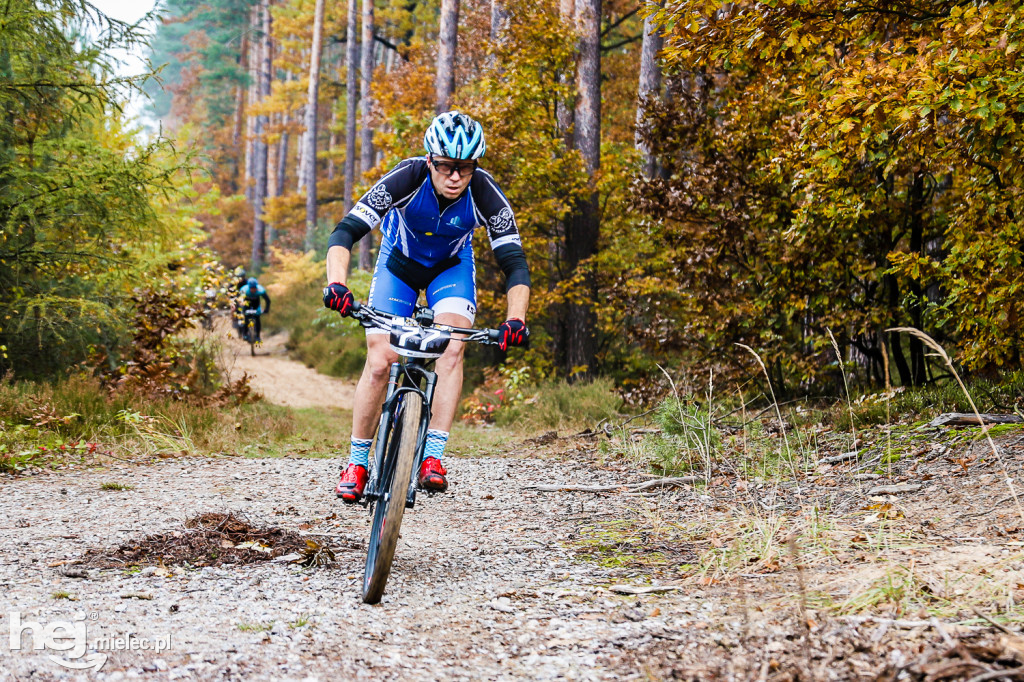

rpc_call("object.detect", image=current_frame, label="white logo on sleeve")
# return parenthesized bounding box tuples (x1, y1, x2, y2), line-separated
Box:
(488, 208, 515, 235)
(366, 184, 393, 212)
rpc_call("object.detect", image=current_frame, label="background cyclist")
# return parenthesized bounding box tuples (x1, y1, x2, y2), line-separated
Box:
(238, 276, 271, 343)
(323, 111, 531, 503)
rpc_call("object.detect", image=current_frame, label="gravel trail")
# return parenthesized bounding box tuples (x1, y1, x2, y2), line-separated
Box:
(0, 455, 675, 681)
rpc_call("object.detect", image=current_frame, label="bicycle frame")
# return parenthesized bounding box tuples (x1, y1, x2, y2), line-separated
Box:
(363, 359, 437, 509)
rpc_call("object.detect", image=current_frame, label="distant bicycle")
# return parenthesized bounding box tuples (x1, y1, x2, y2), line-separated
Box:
(343, 302, 507, 604)
(242, 308, 262, 356)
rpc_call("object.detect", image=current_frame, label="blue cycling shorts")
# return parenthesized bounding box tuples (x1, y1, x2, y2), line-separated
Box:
(366, 242, 477, 333)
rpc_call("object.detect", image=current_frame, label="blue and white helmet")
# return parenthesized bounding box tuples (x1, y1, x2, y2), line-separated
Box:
(424, 111, 486, 160)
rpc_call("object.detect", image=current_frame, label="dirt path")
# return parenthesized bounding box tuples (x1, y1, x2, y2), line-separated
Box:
(3, 333, 1024, 680)
(217, 317, 355, 410)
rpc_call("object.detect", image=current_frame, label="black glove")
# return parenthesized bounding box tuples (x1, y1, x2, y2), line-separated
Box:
(498, 318, 528, 351)
(323, 282, 355, 316)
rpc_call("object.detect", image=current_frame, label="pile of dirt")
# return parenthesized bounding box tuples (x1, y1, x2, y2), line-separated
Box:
(79, 512, 350, 568)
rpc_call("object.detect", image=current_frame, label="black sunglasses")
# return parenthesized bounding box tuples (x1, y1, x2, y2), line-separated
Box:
(430, 156, 477, 177)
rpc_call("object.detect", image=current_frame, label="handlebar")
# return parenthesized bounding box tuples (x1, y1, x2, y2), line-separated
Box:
(348, 302, 503, 346)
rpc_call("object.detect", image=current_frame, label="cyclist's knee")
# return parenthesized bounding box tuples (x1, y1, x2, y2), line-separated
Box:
(364, 337, 398, 380)
(435, 341, 466, 372)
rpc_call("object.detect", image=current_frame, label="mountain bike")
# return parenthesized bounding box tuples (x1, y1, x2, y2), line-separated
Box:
(242, 308, 262, 356)
(346, 302, 503, 604)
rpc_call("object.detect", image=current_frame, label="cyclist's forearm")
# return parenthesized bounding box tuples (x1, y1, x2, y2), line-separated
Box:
(506, 284, 530, 322)
(327, 245, 352, 284)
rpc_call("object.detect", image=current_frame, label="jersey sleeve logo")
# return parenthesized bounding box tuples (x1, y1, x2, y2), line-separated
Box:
(487, 207, 516, 235)
(366, 183, 393, 212)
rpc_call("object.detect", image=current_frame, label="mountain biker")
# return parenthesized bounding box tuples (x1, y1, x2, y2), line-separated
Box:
(231, 267, 249, 338)
(323, 111, 531, 503)
(239, 277, 271, 343)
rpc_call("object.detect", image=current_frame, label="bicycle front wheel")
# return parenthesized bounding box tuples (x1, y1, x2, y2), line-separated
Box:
(362, 391, 423, 604)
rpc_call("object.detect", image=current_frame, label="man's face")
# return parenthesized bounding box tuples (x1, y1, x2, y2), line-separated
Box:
(428, 155, 476, 200)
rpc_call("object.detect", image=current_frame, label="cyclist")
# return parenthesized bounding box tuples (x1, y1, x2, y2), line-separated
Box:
(231, 267, 249, 338)
(323, 111, 531, 503)
(238, 276, 271, 343)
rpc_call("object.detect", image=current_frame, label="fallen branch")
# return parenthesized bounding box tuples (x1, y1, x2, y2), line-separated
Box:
(608, 584, 683, 595)
(967, 666, 1024, 682)
(959, 495, 1019, 520)
(843, 615, 980, 632)
(820, 451, 859, 465)
(524, 476, 699, 493)
(867, 483, 923, 495)
(930, 413, 1024, 427)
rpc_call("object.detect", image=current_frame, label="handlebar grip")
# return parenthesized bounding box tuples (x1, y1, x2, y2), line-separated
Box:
(488, 329, 500, 345)
(351, 300, 362, 313)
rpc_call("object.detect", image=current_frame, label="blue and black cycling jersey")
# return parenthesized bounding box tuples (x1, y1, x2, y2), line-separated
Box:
(239, 283, 270, 315)
(328, 157, 530, 292)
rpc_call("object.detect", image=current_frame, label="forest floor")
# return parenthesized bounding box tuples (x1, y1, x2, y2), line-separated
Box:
(3, 333, 1024, 680)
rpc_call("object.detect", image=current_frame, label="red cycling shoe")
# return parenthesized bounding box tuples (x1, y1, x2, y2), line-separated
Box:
(336, 464, 368, 503)
(418, 457, 448, 492)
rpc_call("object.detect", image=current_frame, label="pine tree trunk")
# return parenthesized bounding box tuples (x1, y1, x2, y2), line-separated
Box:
(565, 0, 601, 379)
(488, 0, 508, 71)
(344, 0, 358, 214)
(275, 111, 290, 200)
(244, 6, 260, 203)
(230, 33, 249, 194)
(327, 104, 338, 180)
(636, 2, 662, 178)
(251, 0, 272, 270)
(358, 0, 375, 271)
(436, 0, 459, 112)
(303, 0, 326, 252)
(556, 0, 575, 142)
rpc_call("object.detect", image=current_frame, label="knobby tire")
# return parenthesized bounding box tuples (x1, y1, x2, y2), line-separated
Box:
(362, 391, 422, 604)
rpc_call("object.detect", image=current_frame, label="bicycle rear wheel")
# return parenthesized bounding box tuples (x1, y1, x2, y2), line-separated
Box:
(362, 391, 423, 604)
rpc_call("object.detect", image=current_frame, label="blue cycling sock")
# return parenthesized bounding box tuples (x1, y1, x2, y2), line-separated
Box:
(424, 430, 449, 462)
(348, 437, 373, 468)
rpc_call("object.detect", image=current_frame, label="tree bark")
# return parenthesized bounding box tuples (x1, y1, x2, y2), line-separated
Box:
(230, 32, 249, 194)
(636, 2, 662, 178)
(556, 0, 575, 143)
(327, 104, 338, 181)
(488, 0, 508, 71)
(244, 5, 260, 203)
(436, 0, 459, 112)
(303, 0, 326, 252)
(490, 0, 508, 40)
(358, 0, 376, 271)
(344, 0, 358, 214)
(907, 170, 928, 385)
(251, 0, 272, 270)
(563, 0, 601, 379)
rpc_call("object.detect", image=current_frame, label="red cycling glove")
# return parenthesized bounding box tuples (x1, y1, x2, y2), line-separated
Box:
(498, 318, 528, 351)
(323, 282, 355, 316)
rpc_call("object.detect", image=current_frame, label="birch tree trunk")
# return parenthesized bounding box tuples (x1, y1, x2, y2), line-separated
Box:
(564, 0, 601, 379)
(303, 0, 326, 252)
(636, 2, 662, 178)
(251, 0, 272, 270)
(357, 0, 375, 270)
(436, 0, 459, 111)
